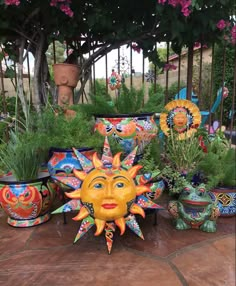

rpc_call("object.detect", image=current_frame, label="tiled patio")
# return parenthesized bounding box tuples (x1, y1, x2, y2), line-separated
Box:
(0, 197, 235, 286)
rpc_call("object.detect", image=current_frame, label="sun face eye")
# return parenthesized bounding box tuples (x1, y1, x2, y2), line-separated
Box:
(116, 182, 124, 188)
(94, 183, 103, 189)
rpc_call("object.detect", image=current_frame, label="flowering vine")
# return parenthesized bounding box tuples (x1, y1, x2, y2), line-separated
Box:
(164, 63, 177, 71)
(5, 0, 74, 17)
(158, 0, 192, 17)
(216, 19, 236, 45)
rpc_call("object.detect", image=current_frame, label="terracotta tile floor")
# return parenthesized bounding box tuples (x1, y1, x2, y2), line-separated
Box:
(0, 198, 235, 286)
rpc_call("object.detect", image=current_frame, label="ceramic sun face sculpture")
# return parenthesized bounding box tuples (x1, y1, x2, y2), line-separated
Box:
(52, 137, 163, 254)
(160, 99, 201, 140)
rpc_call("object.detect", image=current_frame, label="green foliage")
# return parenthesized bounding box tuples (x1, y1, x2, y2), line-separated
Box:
(0, 130, 43, 181)
(213, 44, 235, 126)
(138, 137, 162, 173)
(160, 165, 189, 194)
(46, 41, 65, 66)
(165, 131, 204, 174)
(80, 82, 147, 117)
(194, 138, 236, 189)
(116, 84, 145, 114)
(167, 81, 186, 101)
(30, 107, 104, 157)
(142, 84, 164, 113)
(138, 136, 189, 194)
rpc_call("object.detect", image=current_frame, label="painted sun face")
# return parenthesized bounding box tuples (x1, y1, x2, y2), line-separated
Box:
(52, 137, 163, 254)
(80, 168, 136, 221)
(173, 112, 188, 129)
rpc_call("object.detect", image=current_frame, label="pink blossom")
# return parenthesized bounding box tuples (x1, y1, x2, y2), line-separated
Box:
(5, 0, 20, 6)
(164, 63, 177, 71)
(131, 43, 141, 53)
(60, 4, 73, 17)
(216, 20, 226, 31)
(231, 25, 236, 40)
(158, 0, 167, 4)
(158, 0, 191, 17)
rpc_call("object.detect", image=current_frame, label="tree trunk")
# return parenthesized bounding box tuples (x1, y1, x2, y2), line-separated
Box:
(33, 31, 45, 112)
(16, 38, 28, 121)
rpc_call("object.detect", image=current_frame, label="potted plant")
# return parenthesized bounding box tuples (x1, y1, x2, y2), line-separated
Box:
(0, 129, 56, 227)
(80, 82, 158, 157)
(138, 133, 220, 232)
(193, 135, 236, 217)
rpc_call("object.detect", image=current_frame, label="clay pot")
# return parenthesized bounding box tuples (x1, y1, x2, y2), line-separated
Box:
(53, 63, 80, 107)
(0, 172, 56, 227)
(209, 187, 236, 217)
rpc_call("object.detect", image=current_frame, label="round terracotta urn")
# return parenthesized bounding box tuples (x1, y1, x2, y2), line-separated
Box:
(53, 63, 80, 107)
(0, 172, 56, 227)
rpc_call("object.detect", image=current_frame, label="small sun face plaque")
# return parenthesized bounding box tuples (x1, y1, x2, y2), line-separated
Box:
(52, 137, 163, 254)
(160, 99, 201, 140)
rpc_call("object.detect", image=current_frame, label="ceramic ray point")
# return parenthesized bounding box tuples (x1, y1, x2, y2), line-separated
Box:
(101, 137, 113, 165)
(74, 216, 95, 243)
(121, 146, 138, 169)
(52, 175, 82, 190)
(125, 214, 144, 240)
(72, 148, 94, 173)
(135, 171, 160, 184)
(105, 222, 116, 254)
(52, 199, 82, 214)
(136, 195, 164, 209)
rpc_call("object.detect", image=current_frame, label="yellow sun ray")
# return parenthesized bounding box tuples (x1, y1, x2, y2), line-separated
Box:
(136, 185, 150, 196)
(114, 217, 126, 235)
(72, 206, 90, 221)
(112, 152, 122, 168)
(65, 188, 81, 199)
(130, 204, 145, 218)
(128, 165, 143, 178)
(92, 152, 103, 168)
(94, 218, 106, 236)
(73, 169, 87, 181)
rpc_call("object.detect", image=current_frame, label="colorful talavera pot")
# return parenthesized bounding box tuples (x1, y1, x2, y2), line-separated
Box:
(94, 113, 158, 155)
(209, 187, 236, 217)
(0, 172, 56, 227)
(48, 147, 95, 192)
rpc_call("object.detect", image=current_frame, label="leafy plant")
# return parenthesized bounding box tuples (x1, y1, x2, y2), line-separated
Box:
(138, 136, 189, 194)
(29, 106, 105, 160)
(193, 138, 236, 189)
(79, 83, 147, 117)
(165, 130, 204, 174)
(0, 130, 43, 181)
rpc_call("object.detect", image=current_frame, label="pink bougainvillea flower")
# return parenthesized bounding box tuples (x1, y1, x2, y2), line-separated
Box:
(231, 25, 236, 39)
(5, 0, 20, 5)
(164, 63, 177, 71)
(158, 0, 191, 17)
(216, 19, 226, 31)
(131, 43, 141, 53)
(223, 87, 229, 98)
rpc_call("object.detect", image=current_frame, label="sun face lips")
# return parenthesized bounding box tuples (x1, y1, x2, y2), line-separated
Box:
(101, 203, 118, 209)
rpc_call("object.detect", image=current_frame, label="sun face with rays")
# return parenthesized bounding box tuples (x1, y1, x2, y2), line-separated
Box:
(66, 152, 148, 236)
(52, 137, 163, 254)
